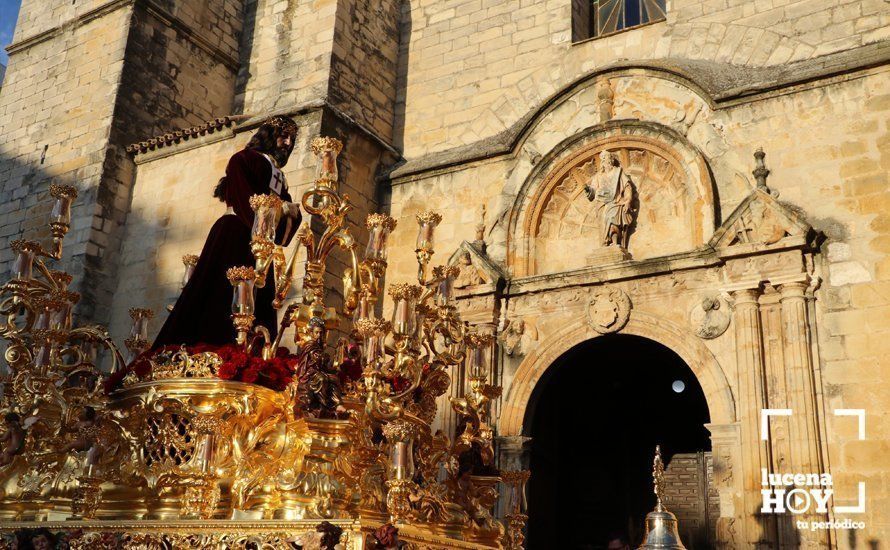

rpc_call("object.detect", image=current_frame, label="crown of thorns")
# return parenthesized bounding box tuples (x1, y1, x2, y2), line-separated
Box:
(263, 115, 299, 136)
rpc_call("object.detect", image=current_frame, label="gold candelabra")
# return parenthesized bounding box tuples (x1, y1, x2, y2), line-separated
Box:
(226, 136, 519, 539)
(0, 138, 529, 548)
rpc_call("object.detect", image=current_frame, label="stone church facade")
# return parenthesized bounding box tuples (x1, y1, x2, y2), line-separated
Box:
(0, 0, 888, 548)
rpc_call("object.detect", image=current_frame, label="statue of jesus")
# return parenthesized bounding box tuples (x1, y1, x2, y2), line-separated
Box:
(584, 150, 636, 249)
(152, 116, 302, 349)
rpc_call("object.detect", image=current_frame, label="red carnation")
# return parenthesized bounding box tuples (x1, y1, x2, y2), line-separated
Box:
(216, 360, 239, 380)
(392, 376, 410, 392)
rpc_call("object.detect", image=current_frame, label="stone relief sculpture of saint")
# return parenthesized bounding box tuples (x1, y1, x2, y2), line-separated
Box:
(584, 150, 637, 249)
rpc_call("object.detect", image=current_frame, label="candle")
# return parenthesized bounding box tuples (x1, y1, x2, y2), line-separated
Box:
(181, 254, 199, 288)
(388, 283, 422, 337)
(434, 265, 460, 307)
(310, 136, 343, 187)
(49, 184, 77, 226)
(415, 211, 442, 252)
(356, 318, 390, 366)
(10, 240, 39, 282)
(128, 308, 154, 342)
(466, 332, 494, 378)
(227, 267, 257, 315)
(249, 194, 282, 243)
(365, 214, 397, 261)
(383, 421, 418, 481)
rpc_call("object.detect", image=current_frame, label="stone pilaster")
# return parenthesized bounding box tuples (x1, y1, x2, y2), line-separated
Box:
(705, 422, 745, 550)
(495, 435, 531, 519)
(778, 281, 829, 547)
(730, 288, 778, 547)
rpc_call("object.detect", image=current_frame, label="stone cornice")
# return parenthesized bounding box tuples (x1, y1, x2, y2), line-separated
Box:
(128, 100, 400, 163)
(5, 0, 239, 71)
(385, 41, 890, 183)
(125, 115, 244, 156)
(504, 247, 721, 298)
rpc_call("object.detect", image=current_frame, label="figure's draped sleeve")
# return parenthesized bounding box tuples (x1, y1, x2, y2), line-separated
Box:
(224, 151, 258, 229)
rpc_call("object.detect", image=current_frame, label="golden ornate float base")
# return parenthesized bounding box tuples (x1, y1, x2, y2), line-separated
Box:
(0, 519, 500, 549)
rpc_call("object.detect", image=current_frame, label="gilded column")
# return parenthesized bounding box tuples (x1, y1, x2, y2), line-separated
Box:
(779, 281, 829, 547)
(731, 288, 777, 547)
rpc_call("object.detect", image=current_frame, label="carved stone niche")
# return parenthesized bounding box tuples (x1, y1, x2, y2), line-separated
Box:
(519, 130, 715, 276)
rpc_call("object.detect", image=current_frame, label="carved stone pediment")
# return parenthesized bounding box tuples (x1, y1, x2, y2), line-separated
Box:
(709, 188, 817, 257)
(448, 241, 507, 290)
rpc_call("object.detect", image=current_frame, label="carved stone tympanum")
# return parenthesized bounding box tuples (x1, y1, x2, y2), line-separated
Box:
(526, 134, 713, 275)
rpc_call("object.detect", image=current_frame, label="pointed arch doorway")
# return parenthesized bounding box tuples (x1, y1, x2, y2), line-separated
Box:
(524, 334, 713, 549)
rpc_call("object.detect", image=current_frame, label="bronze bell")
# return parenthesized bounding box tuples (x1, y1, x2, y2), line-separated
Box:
(637, 446, 687, 550)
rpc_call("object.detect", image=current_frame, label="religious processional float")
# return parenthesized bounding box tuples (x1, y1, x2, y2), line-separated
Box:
(0, 135, 691, 550)
(0, 137, 531, 549)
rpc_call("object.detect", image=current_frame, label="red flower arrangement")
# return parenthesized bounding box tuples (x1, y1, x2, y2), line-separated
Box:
(105, 343, 299, 393)
(210, 343, 297, 390)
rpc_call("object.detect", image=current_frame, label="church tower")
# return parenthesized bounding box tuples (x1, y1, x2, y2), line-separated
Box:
(0, 0, 248, 322)
(0, 0, 404, 327)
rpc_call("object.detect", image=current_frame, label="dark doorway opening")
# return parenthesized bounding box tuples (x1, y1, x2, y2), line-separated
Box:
(525, 334, 711, 549)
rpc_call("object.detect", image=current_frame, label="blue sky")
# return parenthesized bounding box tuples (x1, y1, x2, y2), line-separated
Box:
(0, 0, 22, 67)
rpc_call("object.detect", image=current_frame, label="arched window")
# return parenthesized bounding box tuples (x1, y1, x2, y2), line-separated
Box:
(572, 0, 667, 42)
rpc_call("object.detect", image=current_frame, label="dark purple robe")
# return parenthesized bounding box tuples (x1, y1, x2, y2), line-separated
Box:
(152, 148, 300, 349)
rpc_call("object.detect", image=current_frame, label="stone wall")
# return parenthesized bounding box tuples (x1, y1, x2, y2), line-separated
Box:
(396, 0, 890, 156)
(235, 0, 401, 145)
(0, 0, 245, 322)
(234, 0, 338, 115)
(328, 0, 401, 142)
(0, 3, 133, 309)
(1, 0, 888, 545)
(121, 0, 243, 135)
(385, 66, 890, 546)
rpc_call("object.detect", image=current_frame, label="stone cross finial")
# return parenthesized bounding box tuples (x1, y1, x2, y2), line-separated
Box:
(753, 148, 771, 192)
(475, 205, 486, 242)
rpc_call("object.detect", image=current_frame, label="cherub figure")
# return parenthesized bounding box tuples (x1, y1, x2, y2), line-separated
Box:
(0, 412, 25, 467)
(294, 317, 343, 418)
(61, 406, 102, 471)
